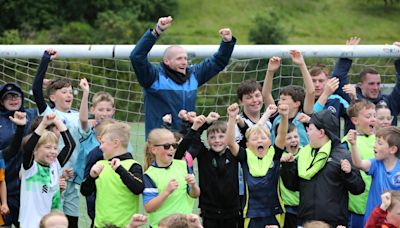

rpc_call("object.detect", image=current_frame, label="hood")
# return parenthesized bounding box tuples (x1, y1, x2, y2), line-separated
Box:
(309, 109, 340, 143)
(0, 82, 25, 114)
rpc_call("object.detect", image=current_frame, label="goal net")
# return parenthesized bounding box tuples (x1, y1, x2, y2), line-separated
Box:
(0, 45, 399, 157)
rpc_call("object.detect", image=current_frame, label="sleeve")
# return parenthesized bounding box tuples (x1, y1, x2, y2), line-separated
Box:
(22, 132, 41, 170)
(192, 37, 236, 86)
(331, 58, 353, 103)
(341, 152, 366, 195)
(386, 59, 400, 118)
(80, 174, 96, 196)
(0, 159, 5, 181)
(84, 147, 103, 179)
(175, 128, 205, 160)
(143, 174, 158, 204)
(129, 29, 159, 89)
(237, 122, 250, 148)
(273, 144, 284, 160)
(57, 130, 76, 167)
(3, 124, 25, 162)
(280, 160, 300, 191)
(313, 101, 325, 113)
(367, 158, 378, 176)
(32, 51, 52, 114)
(114, 163, 144, 195)
(236, 147, 247, 163)
(365, 207, 388, 228)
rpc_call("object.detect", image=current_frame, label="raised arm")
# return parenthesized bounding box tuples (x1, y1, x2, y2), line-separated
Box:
(3, 111, 27, 162)
(262, 57, 280, 107)
(275, 104, 289, 149)
(174, 115, 207, 159)
(79, 78, 90, 132)
(32, 49, 57, 114)
(258, 104, 277, 127)
(347, 129, 371, 172)
(53, 116, 75, 167)
(193, 28, 236, 85)
(129, 17, 172, 88)
(226, 103, 240, 156)
(290, 50, 315, 114)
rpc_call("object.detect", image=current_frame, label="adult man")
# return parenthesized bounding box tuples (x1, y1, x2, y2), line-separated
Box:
(130, 16, 236, 137)
(332, 39, 400, 125)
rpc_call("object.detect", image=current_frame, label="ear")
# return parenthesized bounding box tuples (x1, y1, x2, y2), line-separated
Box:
(113, 138, 121, 148)
(351, 116, 358, 126)
(294, 100, 301, 109)
(389, 145, 398, 156)
(163, 58, 169, 66)
(319, 128, 325, 138)
(90, 106, 95, 113)
(49, 94, 56, 102)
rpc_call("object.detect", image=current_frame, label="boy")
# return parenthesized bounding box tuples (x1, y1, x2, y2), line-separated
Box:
(32, 49, 86, 227)
(80, 121, 144, 227)
(347, 126, 400, 225)
(262, 51, 315, 146)
(341, 99, 376, 227)
(365, 191, 400, 228)
(174, 113, 240, 228)
(226, 102, 288, 227)
(280, 109, 365, 227)
(0, 83, 38, 227)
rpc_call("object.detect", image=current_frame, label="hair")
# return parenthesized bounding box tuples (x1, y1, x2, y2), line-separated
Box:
(376, 126, 400, 158)
(91, 91, 115, 108)
(34, 131, 59, 152)
(303, 220, 330, 228)
(39, 211, 68, 228)
(94, 119, 117, 137)
(102, 121, 131, 149)
(376, 100, 391, 112)
(236, 80, 262, 101)
(279, 85, 305, 111)
(360, 67, 379, 82)
(347, 99, 375, 118)
(158, 213, 189, 228)
(387, 190, 400, 212)
(287, 123, 297, 134)
(245, 124, 270, 140)
(207, 120, 227, 137)
(144, 128, 174, 170)
(29, 116, 56, 133)
(309, 64, 329, 77)
(46, 78, 72, 97)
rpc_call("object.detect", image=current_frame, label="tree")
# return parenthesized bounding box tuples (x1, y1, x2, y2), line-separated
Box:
(248, 10, 288, 44)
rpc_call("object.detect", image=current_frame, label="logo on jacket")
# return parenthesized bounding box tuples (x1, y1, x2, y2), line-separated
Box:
(393, 172, 400, 186)
(327, 106, 337, 114)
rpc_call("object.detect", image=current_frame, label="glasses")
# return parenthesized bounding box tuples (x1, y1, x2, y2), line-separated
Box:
(3, 94, 21, 100)
(154, 143, 178, 150)
(377, 116, 393, 121)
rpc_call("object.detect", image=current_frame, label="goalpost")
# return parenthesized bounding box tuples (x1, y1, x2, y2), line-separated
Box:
(1, 44, 400, 155)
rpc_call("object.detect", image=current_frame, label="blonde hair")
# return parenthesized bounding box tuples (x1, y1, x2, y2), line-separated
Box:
(102, 121, 130, 149)
(158, 213, 189, 228)
(144, 128, 174, 170)
(245, 124, 270, 140)
(347, 99, 375, 118)
(94, 119, 117, 137)
(388, 190, 400, 211)
(35, 130, 58, 152)
(39, 211, 68, 228)
(91, 91, 115, 108)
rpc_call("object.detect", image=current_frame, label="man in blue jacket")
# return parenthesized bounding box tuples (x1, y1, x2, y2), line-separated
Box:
(332, 39, 400, 125)
(130, 16, 236, 137)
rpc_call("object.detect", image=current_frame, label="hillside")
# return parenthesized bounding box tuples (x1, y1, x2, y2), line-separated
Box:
(164, 0, 399, 44)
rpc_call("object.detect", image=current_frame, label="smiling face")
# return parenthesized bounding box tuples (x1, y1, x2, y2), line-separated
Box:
(239, 90, 263, 116)
(360, 73, 381, 99)
(1, 93, 22, 111)
(207, 130, 227, 153)
(35, 142, 58, 165)
(285, 128, 300, 154)
(376, 107, 392, 130)
(353, 107, 376, 135)
(163, 46, 188, 74)
(151, 132, 177, 167)
(49, 86, 73, 112)
(91, 100, 115, 122)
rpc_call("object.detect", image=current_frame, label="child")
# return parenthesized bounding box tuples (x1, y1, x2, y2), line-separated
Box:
(143, 128, 200, 228)
(365, 191, 400, 228)
(19, 113, 75, 228)
(376, 101, 393, 132)
(279, 124, 300, 228)
(347, 126, 400, 225)
(39, 211, 68, 228)
(174, 113, 240, 227)
(280, 109, 365, 227)
(80, 121, 144, 227)
(226, 102, 288, 227)
(342, 99, 376, 227)
(0, 83, 38, 227)
(32, 49, 86, 227)
(262, 50, 315, 146)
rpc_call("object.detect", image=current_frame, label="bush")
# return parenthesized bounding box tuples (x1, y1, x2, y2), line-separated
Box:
(248, 10, 288, 44)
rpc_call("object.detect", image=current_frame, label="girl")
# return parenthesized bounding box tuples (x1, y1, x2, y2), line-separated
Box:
(143, 128, 200, 228)
(376, 102, 393, 132)
(19, 113, 75, 228)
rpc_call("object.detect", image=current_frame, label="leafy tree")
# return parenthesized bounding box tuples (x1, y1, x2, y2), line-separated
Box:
(248, 10, 288, 44)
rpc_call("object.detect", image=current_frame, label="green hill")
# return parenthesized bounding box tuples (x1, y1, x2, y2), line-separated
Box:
(163, 0, 399, 44)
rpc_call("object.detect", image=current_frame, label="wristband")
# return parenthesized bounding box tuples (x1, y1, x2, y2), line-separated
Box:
(157, 24, 165, 32)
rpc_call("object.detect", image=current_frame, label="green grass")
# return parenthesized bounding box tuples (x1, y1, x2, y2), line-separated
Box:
(161, 0, 399, 44)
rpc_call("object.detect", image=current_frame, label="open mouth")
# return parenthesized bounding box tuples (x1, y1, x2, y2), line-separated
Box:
(290, 144, 298, 151)
(257, 145, 264, 153)
(167, 152, 174, 158)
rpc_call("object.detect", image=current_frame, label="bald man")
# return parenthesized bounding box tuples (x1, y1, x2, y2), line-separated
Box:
(130, 16, 236, 137)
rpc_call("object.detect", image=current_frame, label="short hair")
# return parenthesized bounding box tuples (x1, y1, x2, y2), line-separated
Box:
(102, 121, 131, 149)
(279, 85, 305, 110)
(303, 220, 330, 228)
(245, 124, 270, 140)
(309, 64, 329, 77)
(94, 119, 118, 137)
(236, 80, 262, 101)
(39, 211, 68, 228)
(91, 91, 115, 108)
(287, 123, 297, 134)
(34, 130, 59, 152)
(347, 99, 375, 118)
(46, 78, 72, 97)
(360, 67, 379, 82)
(388, 190, 400, 212)
(376, 126, 400, 158)
(158, 213, 189, 228)
(207, 120, 227, 137)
